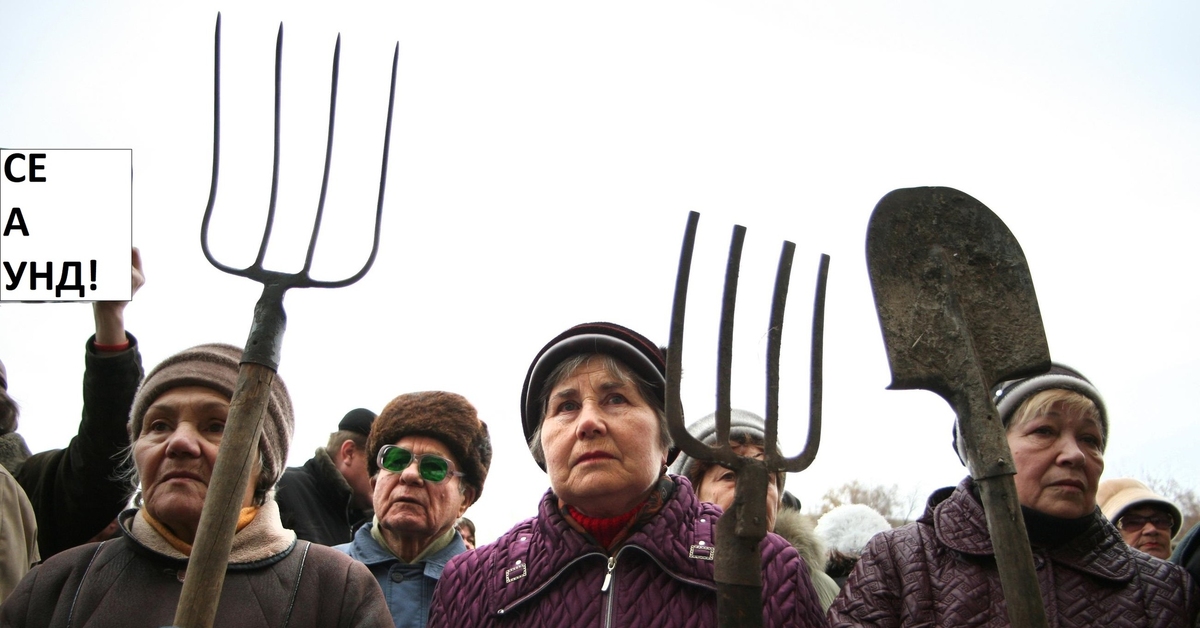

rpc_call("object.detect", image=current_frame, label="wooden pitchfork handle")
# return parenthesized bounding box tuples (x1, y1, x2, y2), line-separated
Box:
(174, 14, 397, 628)
(173, 362, 275, 626)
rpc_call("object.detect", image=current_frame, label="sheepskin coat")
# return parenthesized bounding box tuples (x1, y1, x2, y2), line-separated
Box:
(775, 507, 840, 611)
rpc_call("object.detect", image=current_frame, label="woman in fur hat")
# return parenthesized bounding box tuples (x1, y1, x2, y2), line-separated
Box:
(428, 322, 828, 627)
(0, 344, 392, 628)
(671, 408, 841, 610)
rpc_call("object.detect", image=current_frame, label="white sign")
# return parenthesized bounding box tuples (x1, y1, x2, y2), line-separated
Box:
(0, 149, 132, 302)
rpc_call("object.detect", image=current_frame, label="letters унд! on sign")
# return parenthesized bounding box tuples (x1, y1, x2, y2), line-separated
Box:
(0, 149, 132, 302)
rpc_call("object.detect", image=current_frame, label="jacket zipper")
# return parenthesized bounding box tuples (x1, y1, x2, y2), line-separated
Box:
(602, 552, 620, 628)
(498, 544, 716, 620)
(600, 555, 617, 593)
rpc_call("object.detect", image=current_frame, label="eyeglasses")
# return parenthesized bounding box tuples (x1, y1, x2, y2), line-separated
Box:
(376, 445, 464, 484)
(1116, 513, 1174, 533)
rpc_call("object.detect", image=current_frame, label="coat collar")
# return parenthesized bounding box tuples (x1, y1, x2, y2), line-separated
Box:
(491, 475, 719, 615)
(304, 448, 358, 509)
(773, 507, 828, 573)
(344, 521, 466, 580)
(928, 477, 1138, 583)
(120, 499, 296, 569)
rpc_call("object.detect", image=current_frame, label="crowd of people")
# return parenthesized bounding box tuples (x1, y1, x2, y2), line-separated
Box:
(0, 251, 1197, 627)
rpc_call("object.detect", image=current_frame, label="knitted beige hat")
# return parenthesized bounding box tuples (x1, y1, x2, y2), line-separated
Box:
(1097, 478, 1182, 538)
(129, 344, 294, 491)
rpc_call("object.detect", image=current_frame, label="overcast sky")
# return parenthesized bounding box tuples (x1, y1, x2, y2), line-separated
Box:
(2, 1, 1198, 542)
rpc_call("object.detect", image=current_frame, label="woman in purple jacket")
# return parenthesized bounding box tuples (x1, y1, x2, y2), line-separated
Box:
(428, 322, 828, 627)
(829, 364, 1198, 627)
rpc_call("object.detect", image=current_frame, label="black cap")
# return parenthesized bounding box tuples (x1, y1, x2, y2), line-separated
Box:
(521, 322, 672, 470)
(338, 408, 377, 436)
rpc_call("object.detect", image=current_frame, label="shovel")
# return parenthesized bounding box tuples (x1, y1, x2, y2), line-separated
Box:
(866, 186, 1050, 628)
(171, 15, 397, 628)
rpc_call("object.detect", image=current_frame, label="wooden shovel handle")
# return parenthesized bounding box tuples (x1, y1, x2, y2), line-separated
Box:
(977, 474, 1048, 627)
(957, 389, 1049, 628)
(173, 362, 275, 628)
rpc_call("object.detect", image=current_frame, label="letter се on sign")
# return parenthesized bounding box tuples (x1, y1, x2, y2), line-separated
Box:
(0, 149, 132, 302)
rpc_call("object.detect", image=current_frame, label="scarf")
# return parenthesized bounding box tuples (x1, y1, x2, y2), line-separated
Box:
(370, 515, 457, 564)
(140, 507, 259, 557)
(560, 476, 676, 550)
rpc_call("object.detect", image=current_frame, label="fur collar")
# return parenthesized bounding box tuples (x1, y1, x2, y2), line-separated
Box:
(312, 447, 353, 494)
(773, 507, 828, 574)
(0, 432, 31, 474)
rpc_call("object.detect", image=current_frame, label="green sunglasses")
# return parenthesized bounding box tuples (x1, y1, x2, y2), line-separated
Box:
(376, 445, 465, 484)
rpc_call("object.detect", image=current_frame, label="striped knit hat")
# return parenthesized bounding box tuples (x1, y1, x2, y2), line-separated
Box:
(129, 343, 294, 490)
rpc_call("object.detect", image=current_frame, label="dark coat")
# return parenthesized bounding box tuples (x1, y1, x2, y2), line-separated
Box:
(828, 478, 1199, 627)
(1, 336, 142, 558)
(428, 475, 829, 627)
(0, 503, 392, 628)
(276, 448, 369, 546)
(1170, 522, 1200, 586)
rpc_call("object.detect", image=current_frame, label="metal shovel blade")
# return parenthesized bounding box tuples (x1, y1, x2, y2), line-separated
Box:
(867, 186, 1049, 397)
(866, 186, 1051, 628)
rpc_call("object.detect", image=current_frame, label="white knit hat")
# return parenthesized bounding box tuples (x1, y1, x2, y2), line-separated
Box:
(815, 504, 892, 555)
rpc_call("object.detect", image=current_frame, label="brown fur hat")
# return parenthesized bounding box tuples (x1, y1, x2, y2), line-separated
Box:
(368, 391, 491, 503)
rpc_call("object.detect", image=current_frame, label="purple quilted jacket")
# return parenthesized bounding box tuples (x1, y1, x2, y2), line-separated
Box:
(829, 478, 1200, 627)
(428, 475, 828, 627)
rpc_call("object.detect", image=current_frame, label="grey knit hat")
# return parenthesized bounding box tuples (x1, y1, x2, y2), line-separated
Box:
(952, 362, 1107, 464)
(0, 357, 7, 390)
(992, 363, 1107, 438)
(669, 409, 786, 492)
(129, 343, 295, 490)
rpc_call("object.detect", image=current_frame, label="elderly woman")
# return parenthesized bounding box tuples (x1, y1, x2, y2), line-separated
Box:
(0, 344, 392, 628)
(336, 391, 492, 628)
(428, 322, 828, 627)
(829, 364, 1199, 627)
(1098, 478, 1183, 561)
(671, 408, 841, 611)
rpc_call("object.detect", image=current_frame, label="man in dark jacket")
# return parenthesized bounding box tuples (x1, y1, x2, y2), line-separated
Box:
(276, 407, 377, 545)
(0, 248, 144, 559)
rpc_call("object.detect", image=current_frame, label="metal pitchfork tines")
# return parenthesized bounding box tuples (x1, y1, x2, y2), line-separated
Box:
(665, 211, 829, 628)
(174, 14, 398, 628)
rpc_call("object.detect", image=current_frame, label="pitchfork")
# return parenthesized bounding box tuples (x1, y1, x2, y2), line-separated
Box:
(173, 15, 397, 628)
(665, 211, 829, 628)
